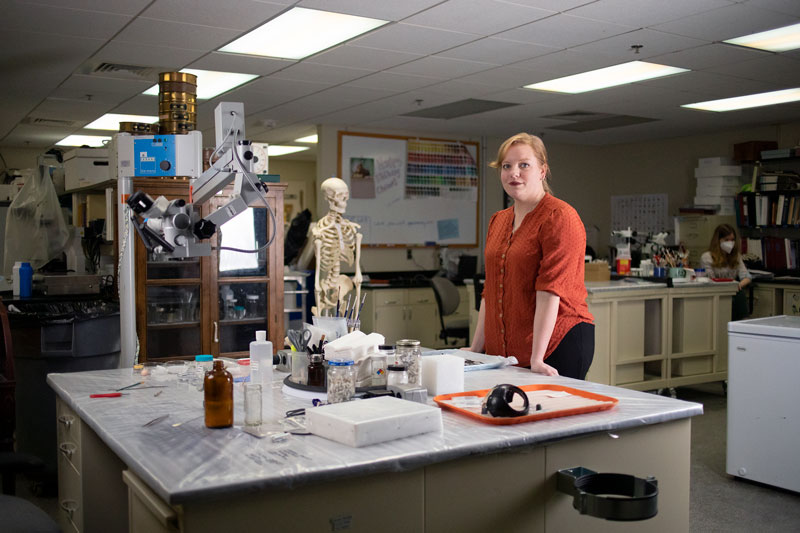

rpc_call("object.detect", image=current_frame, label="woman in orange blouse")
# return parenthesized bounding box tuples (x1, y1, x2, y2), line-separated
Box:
(467, 133, 594, 379)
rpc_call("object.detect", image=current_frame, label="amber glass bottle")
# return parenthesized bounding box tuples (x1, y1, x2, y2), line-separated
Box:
(204, 360, 233, 428)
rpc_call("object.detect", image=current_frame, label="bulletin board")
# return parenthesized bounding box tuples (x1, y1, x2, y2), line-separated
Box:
(338, 131, 479, 246)
(611, 193, 669, 234)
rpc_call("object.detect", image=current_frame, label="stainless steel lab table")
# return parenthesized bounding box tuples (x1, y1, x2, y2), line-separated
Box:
(48, 367, 701, 532)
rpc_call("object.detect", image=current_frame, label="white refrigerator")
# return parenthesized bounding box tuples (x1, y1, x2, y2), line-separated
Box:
(727, 315, 800, 492)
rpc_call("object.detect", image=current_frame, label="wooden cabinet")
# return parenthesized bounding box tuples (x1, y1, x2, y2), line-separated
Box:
(133, 179, 285, 360)
(360, 287, 440, 347)
(750, 282, 800, 318)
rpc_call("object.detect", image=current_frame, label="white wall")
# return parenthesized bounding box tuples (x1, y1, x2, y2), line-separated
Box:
(318, 120, 800, 273)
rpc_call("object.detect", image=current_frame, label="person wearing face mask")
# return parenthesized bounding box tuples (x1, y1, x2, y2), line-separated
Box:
(465, 133, 594, 379)
(700, 224, 751, 320)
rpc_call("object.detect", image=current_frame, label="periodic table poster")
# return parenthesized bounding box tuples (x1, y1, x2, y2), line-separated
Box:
(611, 194, 669, 234)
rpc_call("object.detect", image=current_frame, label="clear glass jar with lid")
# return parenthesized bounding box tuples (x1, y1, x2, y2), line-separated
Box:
(396, 339, 422, 386)
(326, 358, 356, 403)
(386, 364, 408, 387)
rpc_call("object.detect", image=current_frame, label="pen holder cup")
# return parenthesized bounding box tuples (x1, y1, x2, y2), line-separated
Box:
(312, 316, 348, 340)
(669, 267, 685, 278)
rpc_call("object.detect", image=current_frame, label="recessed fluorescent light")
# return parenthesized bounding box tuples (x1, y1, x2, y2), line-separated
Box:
(268, 145, 308, 156)
(85, 113, 158, 131)
(294, 134, 318, 143)
(56, 135, 111, 147)
(143, 69, 258, 99)
(682, 88, 800, 112)
(724, 22, 800, 52)
(524, 61, 689, 94)
(219, 7, 388, 60)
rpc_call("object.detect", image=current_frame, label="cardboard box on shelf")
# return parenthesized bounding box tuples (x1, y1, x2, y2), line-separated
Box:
(585, 262, 610, 281)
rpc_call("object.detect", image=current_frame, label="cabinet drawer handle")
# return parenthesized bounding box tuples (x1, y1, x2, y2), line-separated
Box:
(58, 414, 74, 429)
(60, 499, 79, 517)
(59, 442, 77, 458)
(417, 298, 430, 303)
(213, 321, 219, 343)
(386, 300, 399, 305)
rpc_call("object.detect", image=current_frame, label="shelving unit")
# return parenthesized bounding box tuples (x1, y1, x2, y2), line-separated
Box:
(133, 178, 285, 361)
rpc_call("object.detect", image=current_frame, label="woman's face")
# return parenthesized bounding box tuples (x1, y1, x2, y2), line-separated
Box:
(500, 143, 546, 207)
(720, 234, 735, 244)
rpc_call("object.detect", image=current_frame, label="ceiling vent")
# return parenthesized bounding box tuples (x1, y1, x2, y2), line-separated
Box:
(21, 117, 83, 128)
(403, 99, 519, 119)
(542, 110, 658, 132)
(78, 60, 162, 81)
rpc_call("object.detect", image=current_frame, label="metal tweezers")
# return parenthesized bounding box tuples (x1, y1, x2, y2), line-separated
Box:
(142, 414, 169, 427)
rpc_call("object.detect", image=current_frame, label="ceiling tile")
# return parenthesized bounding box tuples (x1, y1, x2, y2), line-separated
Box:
(352, 22, 479, 55)
(345, 72, 442, 92)
(141, 0, 286, 30)
(0, 1, 133, 39)
(308, 45, 422, 71)
(2, 123, 78, 149)
(111, 95, 163, 115)
(649, 42, 768, 70)
(497, 13, 636, 48)
(239, 76, 332, 99)
(402, 0, 555, 35)
(57, 75, 154, 97)
(704, 54, 800, 85)
(389, 56, 498, 78)
(638, 70, 776, 98)
(652, 3, 798, 41)
(270, 62, 372, 84)
(569, 29, 709, 61)
(415, 80, 510, 100)
(186, 52, 293, 76)
(93, 41, 206, 70)
(437, 37, 558, 64)
(296, 0, 445, 21)
(19, 0, 152, 15)
(457, 65, 554, 89)
(567, 0, 733, 27)
(511, 50, 621, 78)
(30, 97, 115, 123)
(113, 17, 241, 50)
(740, 0, 800, 17)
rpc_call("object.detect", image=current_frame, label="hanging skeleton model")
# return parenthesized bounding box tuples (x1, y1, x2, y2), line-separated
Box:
(312, 177, 363, 317)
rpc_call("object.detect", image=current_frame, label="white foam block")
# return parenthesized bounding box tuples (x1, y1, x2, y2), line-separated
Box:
(306, 396, 442, 447)
(421, 354, 464, 396)
(694, 165, 742, 178)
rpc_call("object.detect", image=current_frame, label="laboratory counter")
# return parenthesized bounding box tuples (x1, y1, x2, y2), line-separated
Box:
(48, 366, 701, 532)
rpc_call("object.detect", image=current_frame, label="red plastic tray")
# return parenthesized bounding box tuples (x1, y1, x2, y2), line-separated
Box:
(434, 384, 618, 425)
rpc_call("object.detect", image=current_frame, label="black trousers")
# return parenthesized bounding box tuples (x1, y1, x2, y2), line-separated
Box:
(543, 322, 595, 380)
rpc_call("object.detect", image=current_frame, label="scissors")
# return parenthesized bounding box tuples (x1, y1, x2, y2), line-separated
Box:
(288, 329, 312, 353)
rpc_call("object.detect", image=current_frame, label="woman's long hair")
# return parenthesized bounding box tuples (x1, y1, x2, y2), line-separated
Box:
(708, 223, 740, 269)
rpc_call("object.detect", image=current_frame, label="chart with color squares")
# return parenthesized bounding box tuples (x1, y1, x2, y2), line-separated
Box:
(405, 140, 478, 198)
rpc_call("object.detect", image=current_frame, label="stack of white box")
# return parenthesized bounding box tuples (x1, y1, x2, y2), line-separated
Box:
(694, 157, 744, 216)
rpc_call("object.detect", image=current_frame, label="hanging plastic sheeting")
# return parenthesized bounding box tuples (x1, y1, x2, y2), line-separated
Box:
(3, 160, 69, 277)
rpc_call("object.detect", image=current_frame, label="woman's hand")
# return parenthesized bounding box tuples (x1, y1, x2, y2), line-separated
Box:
(530, 360, 559, 376)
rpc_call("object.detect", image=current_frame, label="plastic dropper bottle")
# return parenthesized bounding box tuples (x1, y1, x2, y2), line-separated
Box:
(249, 330, 273, 386)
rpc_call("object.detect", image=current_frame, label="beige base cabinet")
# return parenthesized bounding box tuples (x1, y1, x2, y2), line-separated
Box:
(586, 284, 735, 390)
(359, 287, 440, 347)
(62, 391, 689, 533)
(56, 400, 128, 533)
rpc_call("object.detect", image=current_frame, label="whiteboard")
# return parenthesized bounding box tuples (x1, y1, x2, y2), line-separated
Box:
(338, 132, 479, 246)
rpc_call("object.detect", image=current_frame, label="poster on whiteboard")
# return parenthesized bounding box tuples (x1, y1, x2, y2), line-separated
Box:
(339, 132, 479, 246)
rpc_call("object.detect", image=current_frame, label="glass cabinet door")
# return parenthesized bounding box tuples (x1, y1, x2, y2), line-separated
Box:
(215, 205, 271, 356)
(144, 254, 202, 358)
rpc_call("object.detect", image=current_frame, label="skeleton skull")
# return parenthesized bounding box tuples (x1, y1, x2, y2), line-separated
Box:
(321, 177, 349, 214)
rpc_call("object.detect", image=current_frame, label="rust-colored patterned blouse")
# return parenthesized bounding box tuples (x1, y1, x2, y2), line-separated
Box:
(483, 194, 593, 366)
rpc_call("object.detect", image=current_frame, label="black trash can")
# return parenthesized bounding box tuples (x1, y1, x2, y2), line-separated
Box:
(8, 299, 120, 487)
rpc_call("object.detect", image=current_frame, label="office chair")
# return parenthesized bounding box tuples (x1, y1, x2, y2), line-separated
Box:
(0, 297, 60, 532)
(430, 276, 470, 347)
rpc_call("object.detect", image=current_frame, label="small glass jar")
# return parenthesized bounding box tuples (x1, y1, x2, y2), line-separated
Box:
(327, 359, 356, 403)
(386, 364, 408, 387)
(245, 294, 260, 317)
(396, 339, 422, 386)
(307, 354, 325, 387)
(194, 355, 214, 390)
